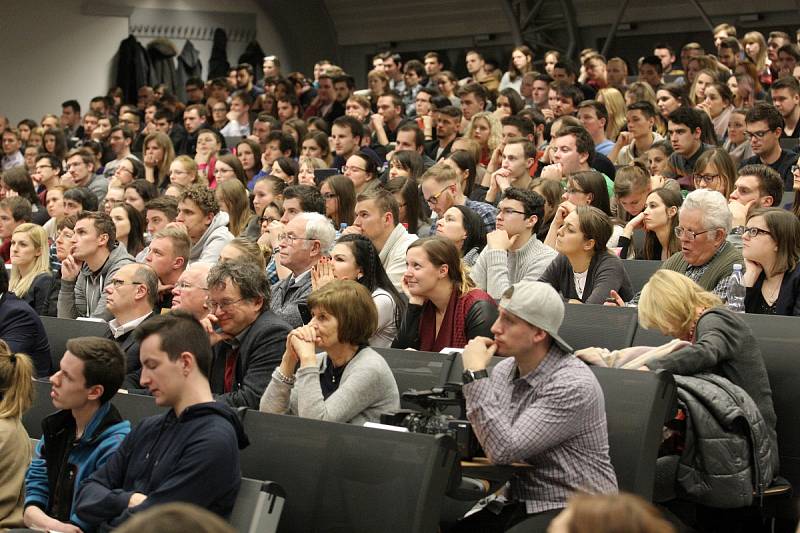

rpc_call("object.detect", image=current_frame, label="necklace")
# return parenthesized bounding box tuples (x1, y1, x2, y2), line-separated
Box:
(762, 277, 781, 306)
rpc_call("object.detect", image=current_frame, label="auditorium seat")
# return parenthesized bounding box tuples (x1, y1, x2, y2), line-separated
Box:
(559, 304, 638, 351)
(230, 478, 285, 533)
(40, 316, 110, 371)
(239, 410, 458, 533)
(622, 260, 662, 293)
(592, 367, 677, 499)
(22, 379, 53, 440)
(742, 313, 800, 526)
(375, 347, 455, 408)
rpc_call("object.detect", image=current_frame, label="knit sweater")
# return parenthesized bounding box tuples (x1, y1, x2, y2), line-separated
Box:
(259, 348, 400, 425)
(662, 242, 741, 292)
(469, 234, 557, 299)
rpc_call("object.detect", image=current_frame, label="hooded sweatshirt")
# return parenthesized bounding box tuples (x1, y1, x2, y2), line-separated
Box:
(25, 402, 131, 531)
(75, 401, 248, 532)
(57, 245, 135, 321)
(189, 212, 234, 264)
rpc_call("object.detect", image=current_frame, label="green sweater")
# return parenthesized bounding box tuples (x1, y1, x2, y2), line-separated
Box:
(661, 242, 742, 292)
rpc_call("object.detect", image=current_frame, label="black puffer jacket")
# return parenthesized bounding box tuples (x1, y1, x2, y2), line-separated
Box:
(674, 373, 778, 508)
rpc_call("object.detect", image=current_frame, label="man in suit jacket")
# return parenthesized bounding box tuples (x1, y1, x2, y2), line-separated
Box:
(104, 264, 158, 379)
(0, 263, 51, 377)
(205, 260, 291, 409)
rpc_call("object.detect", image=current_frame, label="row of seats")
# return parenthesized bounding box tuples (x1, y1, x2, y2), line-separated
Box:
(27, 306, 800, 530)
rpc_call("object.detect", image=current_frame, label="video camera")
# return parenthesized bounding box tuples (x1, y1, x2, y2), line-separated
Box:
(380, 382, 483, 459)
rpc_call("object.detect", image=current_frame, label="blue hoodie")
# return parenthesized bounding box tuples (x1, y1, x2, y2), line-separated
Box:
(25, 402, 131, 531)
(75, 401, 249, 532)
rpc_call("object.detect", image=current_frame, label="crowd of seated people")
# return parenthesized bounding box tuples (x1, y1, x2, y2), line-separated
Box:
(2, 23, 800, 531)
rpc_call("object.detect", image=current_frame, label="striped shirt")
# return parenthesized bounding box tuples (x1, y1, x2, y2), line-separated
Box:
(464, 345, 618, 513)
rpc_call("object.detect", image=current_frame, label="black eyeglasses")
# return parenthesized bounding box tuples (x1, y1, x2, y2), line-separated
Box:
(674, 227, 713, 240)
(110, 279, 142, 288)
(258, 216, 277, 224)
(744, 129, 774, 139)
(741, 226, 772, 238)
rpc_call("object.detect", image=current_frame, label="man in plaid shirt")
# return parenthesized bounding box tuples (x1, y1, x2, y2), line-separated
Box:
(454, 281, 618, 532)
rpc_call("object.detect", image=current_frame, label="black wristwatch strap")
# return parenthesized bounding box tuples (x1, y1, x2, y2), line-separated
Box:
(462, 368, 489, 383)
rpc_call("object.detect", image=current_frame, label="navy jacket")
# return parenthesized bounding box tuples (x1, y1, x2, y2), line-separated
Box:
(745, 262, 800, 316)
(74, 401, 249, 532)
(0, 292, 51, 376)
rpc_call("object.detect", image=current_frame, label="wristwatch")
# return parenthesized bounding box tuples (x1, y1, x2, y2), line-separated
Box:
(462, 368, 489, 383)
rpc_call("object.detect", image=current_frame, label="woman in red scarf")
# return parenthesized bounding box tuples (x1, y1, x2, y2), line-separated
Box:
(392, 236, 497, 352)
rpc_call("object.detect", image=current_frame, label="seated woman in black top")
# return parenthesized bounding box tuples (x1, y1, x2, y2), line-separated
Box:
(618, 188, 682, 261)
(540, 206, 633, 304)
(8, 223, 52, 315)
(743, 208, 800, 315)
(393, 236, 497, 351)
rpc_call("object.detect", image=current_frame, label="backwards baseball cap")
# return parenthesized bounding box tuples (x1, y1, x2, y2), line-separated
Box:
(499, 281, 573, 353)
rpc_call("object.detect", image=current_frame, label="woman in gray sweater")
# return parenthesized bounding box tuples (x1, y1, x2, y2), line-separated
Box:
(260, 280, 400, 425)
(539, 206, 633, 304)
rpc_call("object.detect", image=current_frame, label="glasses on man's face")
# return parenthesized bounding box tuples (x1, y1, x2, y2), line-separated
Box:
(674, 226, 712, 240)
(110, 279, 142, 289)
(175, 281, 208, 291)
(278, 233, 313, 245)
(744, 129, 773, 139)
(791, 165, 800, 174)
(498, 207, 527, 217)
(343, 165, 366, 173)
(741, 226, 773, 238)
(692, 173, 721, 186)
(34, 165, 52, 173)
(425, 185, 451, 205)
(206, 298, 244, 313)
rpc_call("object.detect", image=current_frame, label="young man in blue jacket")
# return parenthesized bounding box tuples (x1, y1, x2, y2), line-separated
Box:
(24, 337, 130, 533)
(75, 311, 249, 531)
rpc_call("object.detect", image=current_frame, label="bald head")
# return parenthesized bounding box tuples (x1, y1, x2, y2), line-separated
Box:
(171, 262, 212, 320)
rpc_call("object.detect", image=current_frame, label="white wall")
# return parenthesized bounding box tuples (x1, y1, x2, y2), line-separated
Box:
(0, 0, 288, 124)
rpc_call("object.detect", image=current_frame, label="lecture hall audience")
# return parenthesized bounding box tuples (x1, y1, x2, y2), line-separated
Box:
(5, 19, 800, 531)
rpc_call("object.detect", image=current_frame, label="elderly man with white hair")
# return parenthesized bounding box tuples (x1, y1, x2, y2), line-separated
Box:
(270, 212, 336, 327)
(610, 188, 743, 305)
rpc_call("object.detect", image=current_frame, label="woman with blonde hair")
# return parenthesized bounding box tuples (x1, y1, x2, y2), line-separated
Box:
(9, 223, 52, 315)
(367, 69, 390, 111)
(260, 280, 400, 424)
(0, 340, 34, 530)
(142, 131, 175, 192)
(169, 155, 205, 187)
(215, 179, 255, 237)
(393, 236, 497, 351)
(463, 111, 502, 166)
(742, 31, 770, 81)
(688, 69, 718, 106)
(637, 269, 777, 445)
(597, 87, 627, 141)
(297, 156, 326, 186)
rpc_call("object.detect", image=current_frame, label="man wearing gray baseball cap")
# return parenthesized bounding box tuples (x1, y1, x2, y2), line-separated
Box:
(453, 280, 618, 532)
